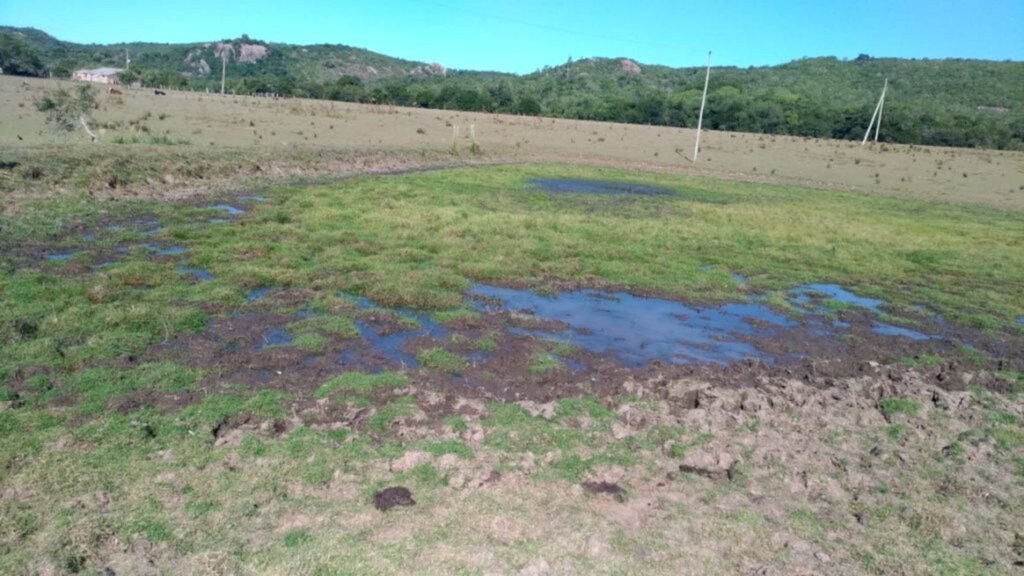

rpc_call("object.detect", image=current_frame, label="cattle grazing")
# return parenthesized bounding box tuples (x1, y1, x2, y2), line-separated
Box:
(108, 87, 123, 96)
(154, 90, 166, 96)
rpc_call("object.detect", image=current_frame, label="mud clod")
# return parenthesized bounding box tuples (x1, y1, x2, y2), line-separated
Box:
(374, 486, 415, 511)
(582, 481, 625, 502)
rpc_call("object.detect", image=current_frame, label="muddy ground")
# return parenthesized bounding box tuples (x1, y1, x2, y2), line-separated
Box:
(2, 77, 1023, 572)
(4, 209, 1021, 432)
(2, 217, 1022, 573)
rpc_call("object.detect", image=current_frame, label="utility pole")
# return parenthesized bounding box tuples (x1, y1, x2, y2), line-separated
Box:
(874, 78, 887, 143)
(220, 52, 227, 95)
(862, 78, 888, 145)
(693, 51, 712, 162)
(125, 49, 130, 72)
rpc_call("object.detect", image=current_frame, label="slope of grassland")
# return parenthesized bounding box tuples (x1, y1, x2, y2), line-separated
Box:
(1, 74, 1023, 575)
(3, 77, 1023, 211)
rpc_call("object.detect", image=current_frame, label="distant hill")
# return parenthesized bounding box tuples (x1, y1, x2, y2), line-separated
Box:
(3, 26, 1023, 149)
(0, 27, 449, 83)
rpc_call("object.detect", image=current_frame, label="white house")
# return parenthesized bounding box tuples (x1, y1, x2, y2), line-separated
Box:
(72, 67, 123, 85)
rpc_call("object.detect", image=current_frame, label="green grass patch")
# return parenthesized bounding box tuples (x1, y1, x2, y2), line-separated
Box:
(315, 371, 408, 398)
(878, 397, 921, 419)
(528, 351, 561, 374)
(178, 390, 288, 428)
(555, 396, 615, 422)
(288, 314, 359, 338)
(291, 332, 327, 353)
(283, 529, 312, 548)
(885, 424, 909, 441)
(473, 337, 498, 352)
(416, 347, 468, 372)
(431, 307, 480, 323)
(366, 396, 417, 436)
(68, 362, 201, 415)
(416, 439, 474, 459)
(444, 415, 468, 433)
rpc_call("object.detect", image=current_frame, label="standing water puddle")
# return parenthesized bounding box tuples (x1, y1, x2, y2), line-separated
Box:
(45, 252, 80, 262)
(207, 204, 245, 216)
(469, 285, 795, 366)
(788, 284, 883, 312)
(786, 283, 935, 340)
(177, 261, 214, 282)
(872, 324, 931, 340)
(137, 243, 186, 256)
(255, 328, 293, 350)
(338, 294, 449, 369)
(246, 287, 278, 301)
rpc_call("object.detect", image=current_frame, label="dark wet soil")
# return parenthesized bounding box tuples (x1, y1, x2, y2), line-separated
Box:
(374, 486, 415, 511)
(116, 279, 1020, 425)
(582, 481, 626, 501)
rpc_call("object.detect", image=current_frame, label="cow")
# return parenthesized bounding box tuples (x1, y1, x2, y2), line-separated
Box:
(108, 87, 123, 96)
(154, 90, 166, 96)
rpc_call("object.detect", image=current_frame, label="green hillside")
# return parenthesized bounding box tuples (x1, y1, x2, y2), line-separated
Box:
(2, 26, 1022, 149)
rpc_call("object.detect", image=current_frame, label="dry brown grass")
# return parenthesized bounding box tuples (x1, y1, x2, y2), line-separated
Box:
(3, 76, 1022, 210)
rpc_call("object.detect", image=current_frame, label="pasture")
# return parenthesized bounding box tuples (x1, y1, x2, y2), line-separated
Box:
(1, 75, 1023, 575)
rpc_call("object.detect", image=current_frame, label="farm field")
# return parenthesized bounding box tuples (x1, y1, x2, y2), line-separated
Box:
(1, 75, 1024, 575)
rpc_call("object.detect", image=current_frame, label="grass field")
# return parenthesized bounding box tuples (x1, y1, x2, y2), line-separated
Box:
(3, 77, 1023, 210)
(1, 75, 1023, 575)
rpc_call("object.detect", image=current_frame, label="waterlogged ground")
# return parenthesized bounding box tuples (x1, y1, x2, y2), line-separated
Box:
(1, 165, 1023, 574)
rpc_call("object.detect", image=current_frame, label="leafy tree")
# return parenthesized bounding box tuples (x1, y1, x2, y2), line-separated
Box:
(327, 76, 365, 102)
(0, 31, 45, 76)
(34, 85, 99, 141)
(118, 68, 139, 85)
(488, 80, 514, 110)
(516, 95, 542, 115)
(275, 75, 296, 95)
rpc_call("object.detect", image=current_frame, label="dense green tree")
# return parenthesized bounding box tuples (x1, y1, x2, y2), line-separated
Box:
(515, 95, 542, 116)
(326, 76, 364, 102)
(0, 31, 45, 76)
(488, 80, 514, 110)
(117, 68, 139, 86)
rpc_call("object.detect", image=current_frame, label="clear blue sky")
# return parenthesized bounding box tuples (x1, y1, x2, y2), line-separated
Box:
(3, 0, 1022, 73)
